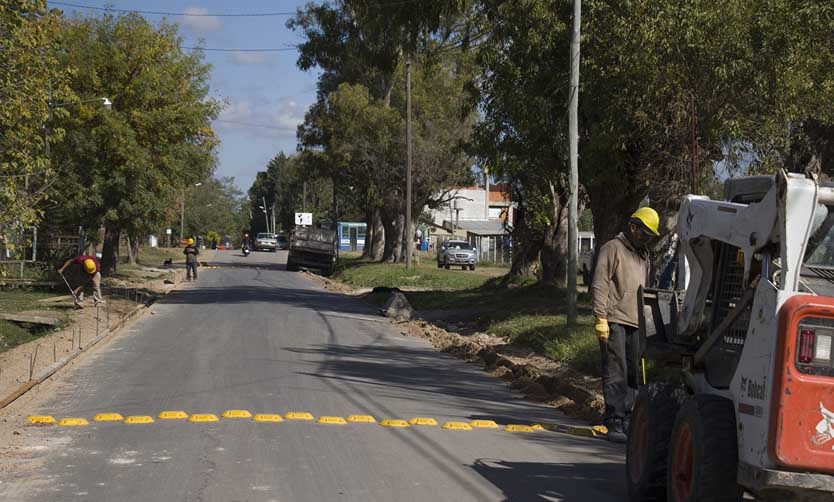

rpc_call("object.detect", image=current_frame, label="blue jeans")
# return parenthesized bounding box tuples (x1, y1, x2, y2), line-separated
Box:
(600, 323, 640, 422)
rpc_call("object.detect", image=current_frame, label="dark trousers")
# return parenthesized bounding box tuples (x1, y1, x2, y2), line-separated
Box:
(186, 262, 198, 279)
(600, 323, 640, 422)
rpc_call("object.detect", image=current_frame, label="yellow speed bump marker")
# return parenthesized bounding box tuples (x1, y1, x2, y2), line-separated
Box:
(158, 411, 189, 420)
(530, 424, 546, 431)
(58, 418, 89, 427)
(409, 417, 438, 426)
(124, 415, 155, 425)
(442, 421, 473, 431)
(27, 415, 56, 425)
(470, 420, 499, 429)
(221, 409, 253, 419)
(504, 424, 535, 433)
(284, 412, 315, 421)
(317, 416, 347, 425)
(93, 413, 124, 422)
(379, 419, 410, 428)
(347, 415, 376, 423)
(188, 414, 219, 423)
(592, 425, 608, 435)
(254, 414, 284, 423)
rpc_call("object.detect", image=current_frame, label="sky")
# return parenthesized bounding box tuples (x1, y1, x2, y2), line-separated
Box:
(54, 0, 321, 193)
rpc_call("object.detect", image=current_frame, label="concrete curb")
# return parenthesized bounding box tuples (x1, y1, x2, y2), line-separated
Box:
(0, 284, 172, 410)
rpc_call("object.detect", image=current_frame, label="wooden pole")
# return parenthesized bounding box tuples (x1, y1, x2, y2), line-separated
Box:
(567, 0, 582, 326)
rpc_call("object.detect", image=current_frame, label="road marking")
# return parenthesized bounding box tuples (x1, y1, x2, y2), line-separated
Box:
(58, 418, 89, 427)
(221, 409, 253, 419)
(158, 411, 189, 420)
(317, 416, 347, 425)
(188, 414, 219, 423)
(123, 415, 155, 425)
(93, 413, 124, 422)
(504, 424, 535, 433)
(379, 419, 410, 428)
(27, 410, 604, 439)
(347, 415, 376, 423)
(409, 417, 438, 426)
(253, 414, 283, 423)
(27, 415, 56, 424)
(442, 421, 473, 431)
(284, 411, 315, 421)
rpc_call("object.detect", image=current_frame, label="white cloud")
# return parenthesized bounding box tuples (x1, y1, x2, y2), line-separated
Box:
(180, 7, 222, 32)
(218, 100, 253, 123)
(270, 100, 304, 131)
(227, 52, 272, 65)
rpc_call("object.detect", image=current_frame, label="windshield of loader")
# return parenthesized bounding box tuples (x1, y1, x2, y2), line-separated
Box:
(804, 203, 834, 267)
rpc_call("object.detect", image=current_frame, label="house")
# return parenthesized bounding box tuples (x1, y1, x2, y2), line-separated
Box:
(424, 182, 516, 263)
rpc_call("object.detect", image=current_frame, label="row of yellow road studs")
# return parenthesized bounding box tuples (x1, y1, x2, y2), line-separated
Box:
(25, 411, 574, 434)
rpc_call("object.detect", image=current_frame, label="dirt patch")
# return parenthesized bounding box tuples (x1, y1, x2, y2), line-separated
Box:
(400, 319, 605, 422)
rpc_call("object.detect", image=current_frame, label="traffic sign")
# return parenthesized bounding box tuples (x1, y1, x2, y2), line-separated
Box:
(295, 212, 313, 226)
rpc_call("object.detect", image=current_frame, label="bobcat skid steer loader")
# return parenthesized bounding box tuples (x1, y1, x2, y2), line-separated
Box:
(627, 172, 834, 502)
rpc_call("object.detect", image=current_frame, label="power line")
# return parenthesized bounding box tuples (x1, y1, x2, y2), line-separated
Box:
(50, 2, 296, 17)
(182, 46, 298, 53)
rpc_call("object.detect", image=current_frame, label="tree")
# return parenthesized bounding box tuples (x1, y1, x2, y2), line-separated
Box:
(47, 12, 220, 273)
(184, 177, 247, 242)
(0, 1, 71, 229)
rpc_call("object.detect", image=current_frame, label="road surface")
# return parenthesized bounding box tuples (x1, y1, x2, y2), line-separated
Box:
(0, 250, 625, 501)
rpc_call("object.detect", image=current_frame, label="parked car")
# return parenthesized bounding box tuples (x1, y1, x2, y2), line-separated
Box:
(276, 234, 289, 250)
(255, 232, 278, 252)
(437, 240, 478, 271)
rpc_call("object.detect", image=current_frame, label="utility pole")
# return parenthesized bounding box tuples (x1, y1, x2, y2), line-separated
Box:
(262, 196, 270, 234)
(302, 181, 307, 212)
(567, 0, 581, 326)
(272, 201, 276, 235)
(405, 59, 413, 269)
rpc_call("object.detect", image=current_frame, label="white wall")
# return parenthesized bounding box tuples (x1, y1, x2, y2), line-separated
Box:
(430, 187, 488, 226)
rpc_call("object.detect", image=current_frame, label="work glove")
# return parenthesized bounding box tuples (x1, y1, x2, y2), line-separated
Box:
(595, 317, 610, 343)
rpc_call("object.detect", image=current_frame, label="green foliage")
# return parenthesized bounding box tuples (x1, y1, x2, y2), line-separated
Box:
(0, 1, 72, 228)
(335, 259, 490, 290)
(185, 177, 247, 239)
(46, 12, 221, 272)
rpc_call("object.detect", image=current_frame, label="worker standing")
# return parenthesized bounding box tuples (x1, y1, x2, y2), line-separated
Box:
(58, 254, 105, 309)
(591, 207, 660, 443)
(183, 238, 199, 281)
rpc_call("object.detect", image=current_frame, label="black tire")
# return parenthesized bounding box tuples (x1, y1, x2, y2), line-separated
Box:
(667, 395, 742, 502)
(444, 262, 450, 270)
(437, 261, 442, 269)
(470, 265, 476, 271)
(286, 260, 298, 272)
(627, 383, 688, 502)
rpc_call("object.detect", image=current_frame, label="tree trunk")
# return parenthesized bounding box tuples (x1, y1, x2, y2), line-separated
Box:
(362, 209, 375, 260)
(125, 234, 137, 265)
(540, 180, 569, 286)
(371, 209, 385, 261)
(100, 225, 120, 275)
(509, 204, 542, 277)
(391, 214, 404, 263)
(381, 212, 396, 262)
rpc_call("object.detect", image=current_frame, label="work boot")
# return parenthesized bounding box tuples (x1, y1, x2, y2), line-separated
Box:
(605, 418, 627, 444)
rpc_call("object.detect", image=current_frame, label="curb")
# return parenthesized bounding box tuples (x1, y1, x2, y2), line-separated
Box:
(0, 286, 170, 411)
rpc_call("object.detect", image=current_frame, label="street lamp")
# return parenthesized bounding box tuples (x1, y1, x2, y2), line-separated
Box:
(44, 96, 113, 157)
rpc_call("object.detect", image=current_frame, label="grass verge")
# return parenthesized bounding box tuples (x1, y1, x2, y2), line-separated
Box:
(0, 289, 70, 353)
(338, 259, 599, 375)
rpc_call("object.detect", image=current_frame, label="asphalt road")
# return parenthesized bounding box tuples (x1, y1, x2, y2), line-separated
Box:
(0, 250, 625, 502)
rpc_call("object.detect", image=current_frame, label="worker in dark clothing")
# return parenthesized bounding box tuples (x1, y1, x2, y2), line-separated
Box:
(183, 238, 199, 281)
(591, 207, 660, 443)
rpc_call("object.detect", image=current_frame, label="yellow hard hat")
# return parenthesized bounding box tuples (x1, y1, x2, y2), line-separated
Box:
(187, 238, 194, 245)
(631, 207, 660, 236)
(82, 258, 97, 274)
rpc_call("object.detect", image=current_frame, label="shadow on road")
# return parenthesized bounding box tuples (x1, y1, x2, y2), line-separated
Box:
(471, 459, 626, 501)
(160, 284, 379, 316)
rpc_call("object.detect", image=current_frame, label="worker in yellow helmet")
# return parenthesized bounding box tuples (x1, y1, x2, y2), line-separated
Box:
(591, 206, 660, 443)
(183, 237, 199, 281)
(58, 254, 105, 309)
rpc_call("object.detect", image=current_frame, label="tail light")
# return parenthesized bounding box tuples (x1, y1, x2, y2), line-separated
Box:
(799, 329, 816, 363)
(797, 324, 834, 369)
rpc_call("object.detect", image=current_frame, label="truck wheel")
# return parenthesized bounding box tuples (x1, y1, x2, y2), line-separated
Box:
(667, 395, 742, 502)
(444, 262, 450, 270)
(437, 261, 442, 269)
(469, 265, 476, 271)
(286, 260, 298, 272)
(627, 383, 688, 501)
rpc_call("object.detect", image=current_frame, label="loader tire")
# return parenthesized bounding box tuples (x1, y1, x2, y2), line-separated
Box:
(286, 260, 299, 272)
(667, 395, 743, 502)
(627, 382, 688, 502)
